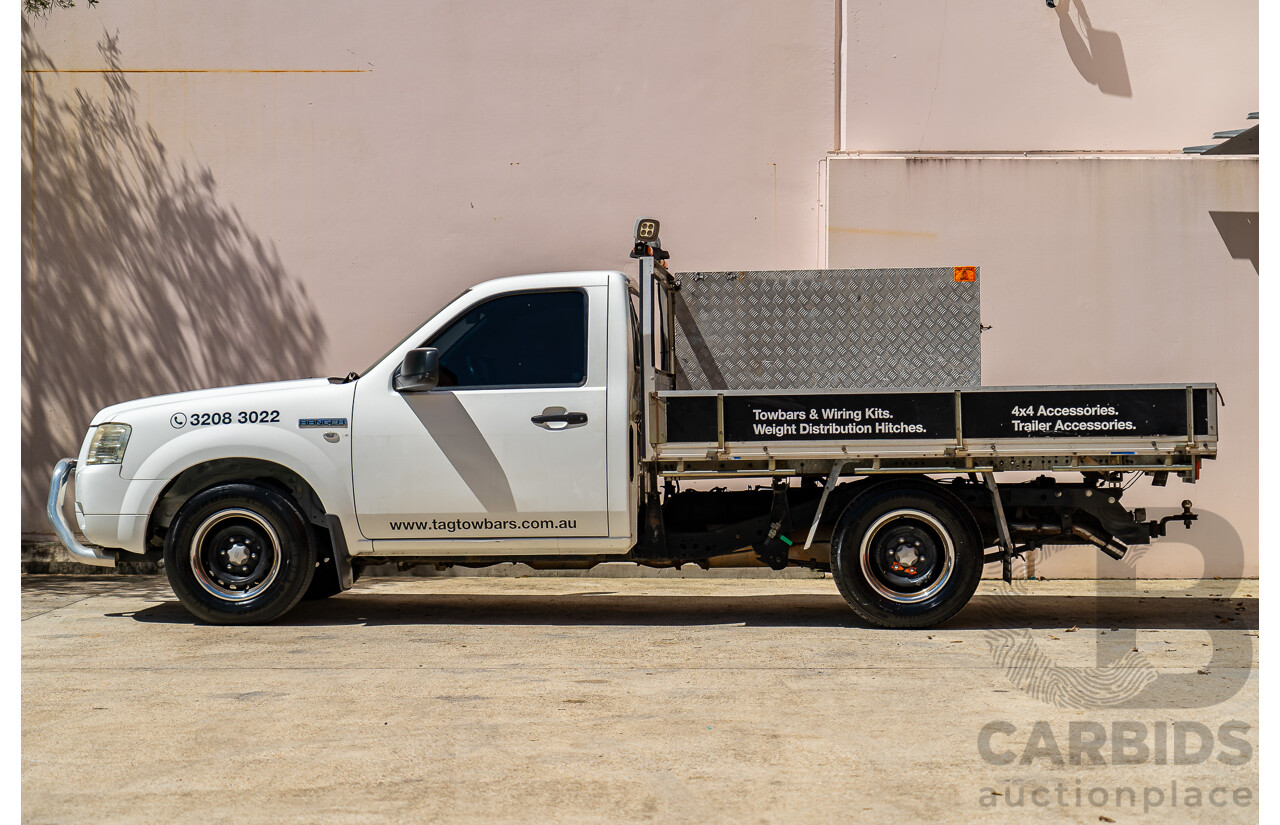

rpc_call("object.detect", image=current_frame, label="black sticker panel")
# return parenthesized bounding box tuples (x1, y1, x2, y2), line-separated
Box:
(665, 393, 953, 443)
(960, 389, 1210, 439)
(663, 388, 1212, 444)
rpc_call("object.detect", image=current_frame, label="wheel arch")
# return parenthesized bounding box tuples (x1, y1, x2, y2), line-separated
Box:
(145, 457, 332, 554)
(805, 474, 984, 555)
(833, 475, 984, 550)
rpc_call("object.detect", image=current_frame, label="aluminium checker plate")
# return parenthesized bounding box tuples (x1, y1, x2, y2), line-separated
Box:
(670, 268, 981, 391)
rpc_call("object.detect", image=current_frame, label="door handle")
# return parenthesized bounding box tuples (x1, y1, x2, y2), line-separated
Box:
(531, 410, 588, 430)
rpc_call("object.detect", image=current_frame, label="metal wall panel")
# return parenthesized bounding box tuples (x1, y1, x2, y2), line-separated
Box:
(671, 268, 981, 390)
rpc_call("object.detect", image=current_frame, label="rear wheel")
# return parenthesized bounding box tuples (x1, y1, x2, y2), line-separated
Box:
(830, 483, 982, 628)
(164, 483, 316, 624)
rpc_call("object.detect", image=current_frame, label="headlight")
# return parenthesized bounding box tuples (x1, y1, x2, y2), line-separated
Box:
(86, 423, 132, 465)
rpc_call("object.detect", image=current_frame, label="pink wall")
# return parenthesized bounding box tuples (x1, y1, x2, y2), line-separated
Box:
(21, 1, 837, 534)
(841, 0, 1258, 151)
(829, 2, 1258, 576)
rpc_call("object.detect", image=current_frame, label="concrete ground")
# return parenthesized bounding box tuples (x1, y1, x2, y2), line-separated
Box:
(22, 575, 1257, 824)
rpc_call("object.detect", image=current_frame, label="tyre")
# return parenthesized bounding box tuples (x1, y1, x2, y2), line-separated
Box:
(829, 482, 982, 629)
(164, 483, 317, 624)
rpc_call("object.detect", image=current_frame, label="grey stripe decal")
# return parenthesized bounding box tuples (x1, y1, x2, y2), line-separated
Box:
(402, 392, 516, 513)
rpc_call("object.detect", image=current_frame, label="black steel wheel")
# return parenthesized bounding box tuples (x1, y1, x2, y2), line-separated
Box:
(830, 482, 982, 628)
(164, 483, 316, 624)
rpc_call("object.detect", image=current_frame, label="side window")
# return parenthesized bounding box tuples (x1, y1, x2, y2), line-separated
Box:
(426, 290, 587, 388)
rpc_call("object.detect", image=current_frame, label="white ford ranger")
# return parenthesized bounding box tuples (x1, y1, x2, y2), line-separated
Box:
(50, 219, 1217, 627)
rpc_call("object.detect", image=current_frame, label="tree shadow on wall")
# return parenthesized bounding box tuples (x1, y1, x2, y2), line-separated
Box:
(21, 27, 327, 526)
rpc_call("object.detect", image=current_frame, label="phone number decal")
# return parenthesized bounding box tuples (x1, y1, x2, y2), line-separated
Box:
(170, 410, 281, 429)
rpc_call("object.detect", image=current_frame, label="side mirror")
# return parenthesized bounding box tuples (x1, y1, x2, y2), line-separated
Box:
(394, 348, 440, 392)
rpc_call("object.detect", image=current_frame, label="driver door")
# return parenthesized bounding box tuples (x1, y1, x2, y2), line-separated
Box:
(351, 286, 610, 543)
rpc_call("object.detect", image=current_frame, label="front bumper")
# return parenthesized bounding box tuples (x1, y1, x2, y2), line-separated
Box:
(47, 459, 116, 568)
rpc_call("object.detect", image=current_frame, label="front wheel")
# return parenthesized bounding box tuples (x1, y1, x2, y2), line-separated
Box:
(830, 483, 982, 628)
(164, 483, 317, 624)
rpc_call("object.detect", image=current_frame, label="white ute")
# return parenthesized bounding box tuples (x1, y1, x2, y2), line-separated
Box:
(50, 219, 1218, 627)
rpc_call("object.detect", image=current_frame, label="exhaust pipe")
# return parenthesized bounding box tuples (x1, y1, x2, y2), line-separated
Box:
(1008, 520, 1128, 560)
(1072, 524, 1128, 560)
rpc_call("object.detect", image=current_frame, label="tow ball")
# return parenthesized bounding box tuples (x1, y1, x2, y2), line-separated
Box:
(1147, 500, 1197, 538)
